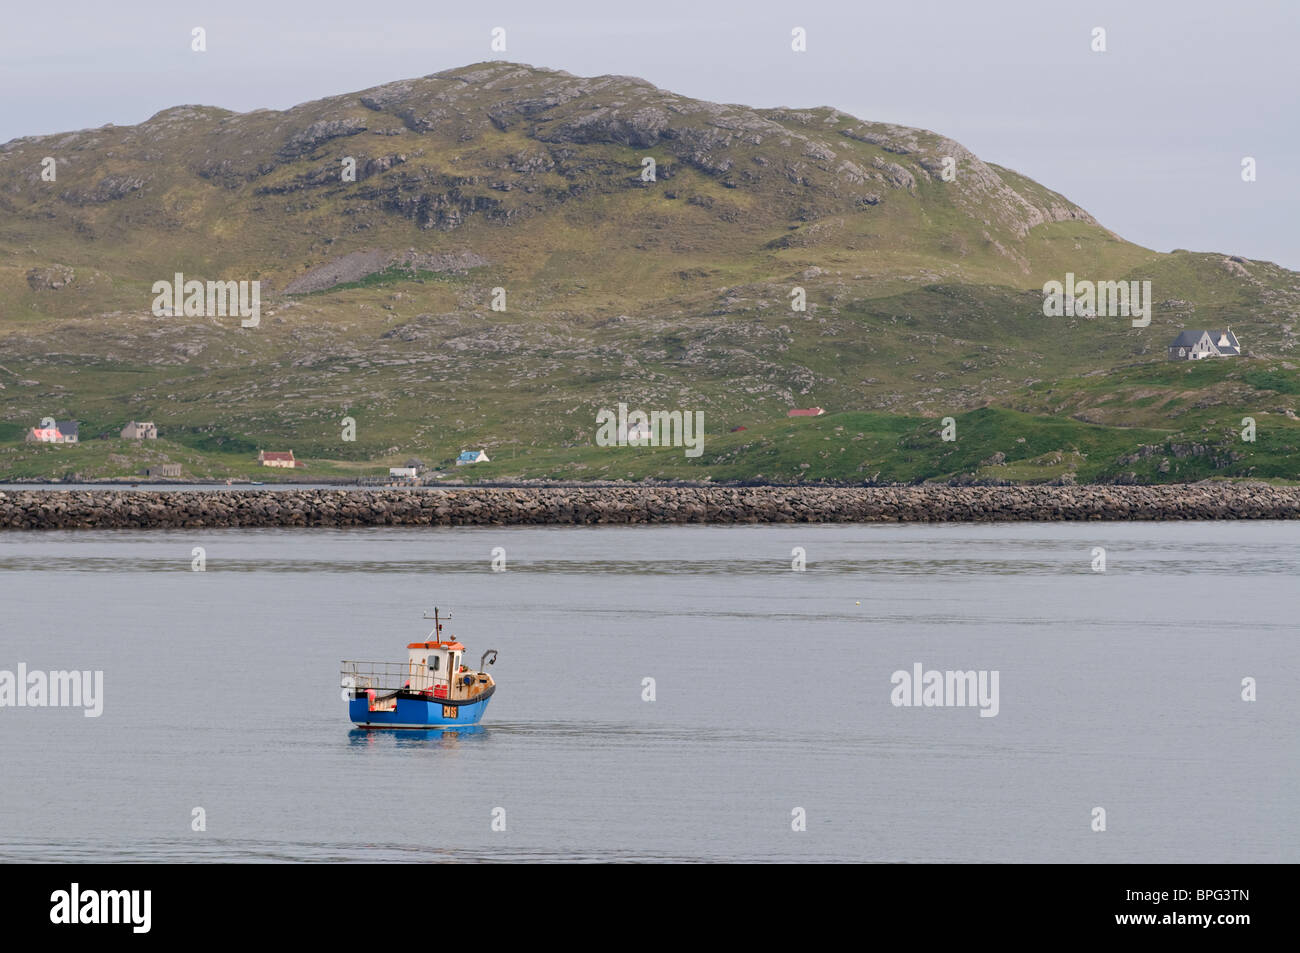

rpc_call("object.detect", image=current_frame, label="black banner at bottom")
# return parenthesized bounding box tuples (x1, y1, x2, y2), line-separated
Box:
(0, 863, 1274, 940)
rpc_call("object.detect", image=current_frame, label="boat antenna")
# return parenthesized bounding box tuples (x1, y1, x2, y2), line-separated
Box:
(423, 606, 450, 642)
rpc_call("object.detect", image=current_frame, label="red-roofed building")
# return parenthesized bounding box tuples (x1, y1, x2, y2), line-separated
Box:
(257, 450, 300, 468)
(25, 420, 78, 443)
(26, 426, 61, 443)
(787, 407, 825, 417)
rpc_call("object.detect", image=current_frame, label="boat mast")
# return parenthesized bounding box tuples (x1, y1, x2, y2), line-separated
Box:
(424, 607, 453, 692)
(424, 606, 450, 642)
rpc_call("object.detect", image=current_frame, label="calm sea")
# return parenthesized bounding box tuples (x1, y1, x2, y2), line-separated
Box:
(0, 523, 1295, 862)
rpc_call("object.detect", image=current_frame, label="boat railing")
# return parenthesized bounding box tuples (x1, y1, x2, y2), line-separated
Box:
(341, 660, 455, 695)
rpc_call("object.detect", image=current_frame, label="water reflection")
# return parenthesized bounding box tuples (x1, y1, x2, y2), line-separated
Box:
(346, 725, 488, 748)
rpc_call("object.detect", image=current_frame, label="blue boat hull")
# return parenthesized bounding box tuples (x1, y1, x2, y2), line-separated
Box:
(349, 690, 493, 729)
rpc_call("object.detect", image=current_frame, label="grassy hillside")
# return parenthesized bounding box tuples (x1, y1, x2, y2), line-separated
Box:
(1, 62, 1297, 483)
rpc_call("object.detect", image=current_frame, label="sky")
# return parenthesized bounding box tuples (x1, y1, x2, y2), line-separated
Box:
(2, 0, 1296, 269)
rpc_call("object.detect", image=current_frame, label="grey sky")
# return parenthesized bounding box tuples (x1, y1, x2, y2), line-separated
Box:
(3, 0, 1296, 269)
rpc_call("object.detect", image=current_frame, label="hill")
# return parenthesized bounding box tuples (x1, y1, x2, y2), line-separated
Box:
(1, 61, 1297, 483)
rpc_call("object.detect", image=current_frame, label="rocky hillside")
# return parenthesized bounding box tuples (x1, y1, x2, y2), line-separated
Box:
(0, 61, 1139, 297)
(1, 61, 1297, 483)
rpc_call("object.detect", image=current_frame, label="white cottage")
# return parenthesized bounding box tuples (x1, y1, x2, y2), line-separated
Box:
(1168, 329, 1240, 361)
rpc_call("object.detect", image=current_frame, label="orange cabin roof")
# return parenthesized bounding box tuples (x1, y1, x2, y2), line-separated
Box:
(407, 641, 465, 651)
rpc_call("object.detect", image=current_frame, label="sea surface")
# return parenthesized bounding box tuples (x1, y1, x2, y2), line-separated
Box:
(0, 523, 1295, 863)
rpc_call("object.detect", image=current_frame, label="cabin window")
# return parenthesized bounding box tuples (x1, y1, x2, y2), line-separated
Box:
(429, 656, 440, 671)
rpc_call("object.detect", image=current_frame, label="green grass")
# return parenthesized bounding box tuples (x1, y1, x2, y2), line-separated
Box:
(438, 407, 1296, 485)
(290, 265, 476, 296)
(1243, 370, 1300, 395)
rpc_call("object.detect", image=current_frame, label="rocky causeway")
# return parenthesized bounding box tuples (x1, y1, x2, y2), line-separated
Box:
(2, 485, 1298, 529)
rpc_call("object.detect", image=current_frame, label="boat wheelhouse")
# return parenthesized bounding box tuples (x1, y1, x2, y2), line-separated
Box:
(343, 608, 498, 729)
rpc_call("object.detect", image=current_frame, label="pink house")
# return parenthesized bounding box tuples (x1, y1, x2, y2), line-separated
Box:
(25, 420, 78, 443)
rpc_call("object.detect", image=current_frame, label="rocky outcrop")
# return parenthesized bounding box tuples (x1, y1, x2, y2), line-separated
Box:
(58, 174, 147, 205)
(26, 264, 75, 290)
(279, 118, 368, 158)
(1116, 443, 1245, 469)
(281, 248, 489, 294)
(3, 485, 1298, 530)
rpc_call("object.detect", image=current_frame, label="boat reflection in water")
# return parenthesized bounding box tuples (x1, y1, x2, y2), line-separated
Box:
(347, 724, 488, 747)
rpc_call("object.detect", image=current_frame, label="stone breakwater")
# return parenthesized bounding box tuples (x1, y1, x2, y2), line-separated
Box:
(2, 485, 1299, 529)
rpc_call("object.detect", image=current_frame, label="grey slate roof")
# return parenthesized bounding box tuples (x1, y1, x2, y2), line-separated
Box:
(1209, 329, 1240, 354)
(56, 420, 78, 437)
(1168, 330, 1239, 354)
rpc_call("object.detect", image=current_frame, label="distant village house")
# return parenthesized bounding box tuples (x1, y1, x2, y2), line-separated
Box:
(456, 450, 489, 466)
(389, 466, 418, 478)
(25, 420, 78, 444)
(257, 450, 300, 468)
(144, 464, 181, 478)
(787, 407, 825, 417)
(121, 421, 158, 440)
(1168, 329, 1240, 361)
(25, 425, 59, 443)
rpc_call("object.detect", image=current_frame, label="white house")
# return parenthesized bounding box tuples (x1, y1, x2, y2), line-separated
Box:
(389, 466, 418, 478)
(1168, 329, 1240, 361)
(456, 450, 489, 466)
(257, 450, 298, 468)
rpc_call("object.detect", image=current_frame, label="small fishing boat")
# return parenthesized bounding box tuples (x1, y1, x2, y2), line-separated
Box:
(342, 608, 498, 729)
